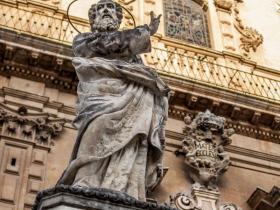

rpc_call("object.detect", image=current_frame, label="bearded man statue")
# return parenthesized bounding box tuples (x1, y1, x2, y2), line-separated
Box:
(57, 0, 170, 201)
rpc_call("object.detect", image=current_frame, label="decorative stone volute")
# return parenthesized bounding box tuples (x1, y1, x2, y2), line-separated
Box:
(0, 103, 65, 147)
(180, 110, 234, 191)
(169, 192, 243, 210)
(169, 193, 202, 210)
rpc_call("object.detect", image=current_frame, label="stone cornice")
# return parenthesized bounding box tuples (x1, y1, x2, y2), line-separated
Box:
(165, 130, 280, 165)
(168, 105, 280, 143)
(0, 28, 279, 143)
(247, 186, 280, 210)
(0, 102, 65, 148)
(0, 87, 75, 116)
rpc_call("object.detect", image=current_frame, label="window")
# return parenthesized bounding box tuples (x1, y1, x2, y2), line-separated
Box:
(163, 0, 211, 47)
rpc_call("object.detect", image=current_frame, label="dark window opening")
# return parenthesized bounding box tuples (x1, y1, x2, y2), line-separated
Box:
(11, 158, 17, 166)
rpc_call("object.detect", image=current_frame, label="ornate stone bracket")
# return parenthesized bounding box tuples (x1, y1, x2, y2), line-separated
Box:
(0, 103, 65, 148)
(177, 110, 234, 191)
(169, 192, 243, 210)
(233, 0, 263, 57)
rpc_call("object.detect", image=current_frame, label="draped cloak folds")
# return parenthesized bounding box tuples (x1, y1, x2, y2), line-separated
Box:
(57, 25, 170, 201)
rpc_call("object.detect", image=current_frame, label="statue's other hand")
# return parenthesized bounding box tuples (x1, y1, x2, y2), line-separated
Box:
(149, 11, 162, 36)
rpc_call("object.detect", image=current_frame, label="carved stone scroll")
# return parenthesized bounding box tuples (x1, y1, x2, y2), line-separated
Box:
(169, 193, 201, 210)
(233, 0, 263, 57)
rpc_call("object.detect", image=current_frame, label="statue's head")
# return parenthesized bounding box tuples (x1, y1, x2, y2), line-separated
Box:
(88, 0, 123, 32)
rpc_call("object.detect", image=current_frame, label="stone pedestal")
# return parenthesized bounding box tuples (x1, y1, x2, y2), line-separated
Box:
(192, 188, 220, 210)
(33, 185, 175, 210)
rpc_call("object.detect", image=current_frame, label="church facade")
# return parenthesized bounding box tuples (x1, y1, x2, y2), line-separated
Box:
(0, 0, 279, 210)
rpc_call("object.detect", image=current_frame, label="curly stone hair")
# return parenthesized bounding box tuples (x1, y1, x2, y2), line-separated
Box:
(88, 0, 123, 32)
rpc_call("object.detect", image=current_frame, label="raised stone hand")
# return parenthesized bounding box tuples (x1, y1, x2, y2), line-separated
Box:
(149, 11, 162, 36)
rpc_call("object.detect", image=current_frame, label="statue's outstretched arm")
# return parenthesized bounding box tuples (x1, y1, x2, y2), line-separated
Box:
(148, 11, 162, 36)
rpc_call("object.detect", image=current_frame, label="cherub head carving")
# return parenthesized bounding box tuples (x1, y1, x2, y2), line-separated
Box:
(88, 0, 123, 32)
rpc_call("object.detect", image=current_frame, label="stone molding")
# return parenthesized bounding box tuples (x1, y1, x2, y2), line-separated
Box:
(168, 105, 280, 144)
(194, 0, 209, 11)
(33, 185, 177, 210)
(0, 102, 65, 148)
(169, 189, 243, 210)
(166, 130, 280, 176)
(0, 29, 279, 143)
(0, 87, 75, 117)
(0, 28, 278, 107)
(247, 186, 280, 210)
(1, 85, 280, 144)
(214, 0, 234, 11)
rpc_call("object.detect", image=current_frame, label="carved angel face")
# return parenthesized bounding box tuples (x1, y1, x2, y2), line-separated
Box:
(94, 1, 120, 32)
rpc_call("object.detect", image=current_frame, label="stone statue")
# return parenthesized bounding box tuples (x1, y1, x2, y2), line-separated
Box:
(57, 0, 169, 201)
(180, 110, 234, 191)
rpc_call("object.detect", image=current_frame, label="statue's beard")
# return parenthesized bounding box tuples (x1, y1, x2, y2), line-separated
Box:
(93, 17, 120, 32)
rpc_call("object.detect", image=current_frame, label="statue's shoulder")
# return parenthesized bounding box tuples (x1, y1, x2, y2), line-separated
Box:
(73, 32, 93, 43)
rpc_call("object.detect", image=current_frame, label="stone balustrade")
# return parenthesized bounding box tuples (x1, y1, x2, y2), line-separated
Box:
(1, 0, 280, 104)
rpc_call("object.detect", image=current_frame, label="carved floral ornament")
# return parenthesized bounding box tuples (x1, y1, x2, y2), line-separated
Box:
(214, 0, 263, 56)
(0, 103, 65, 147)
(233, 0, 263, 56)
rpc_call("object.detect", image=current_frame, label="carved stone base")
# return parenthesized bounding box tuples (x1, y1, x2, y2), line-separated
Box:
(33, 185, 175, 210)
(192, 188, 220, 210)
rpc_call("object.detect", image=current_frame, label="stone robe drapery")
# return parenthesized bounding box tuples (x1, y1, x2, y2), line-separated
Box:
(57, 26, 169, 201)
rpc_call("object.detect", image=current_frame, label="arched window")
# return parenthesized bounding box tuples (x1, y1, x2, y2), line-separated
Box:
(163, 0, 211, 48)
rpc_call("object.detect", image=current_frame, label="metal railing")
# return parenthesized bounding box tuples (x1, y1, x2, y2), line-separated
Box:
(146, 46, 280, 102)
(1, 2, 280, 103)
(0, 3, 87, 44)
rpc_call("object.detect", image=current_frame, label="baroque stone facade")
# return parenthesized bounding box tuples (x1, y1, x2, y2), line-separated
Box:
(0, 0, 279, 210)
